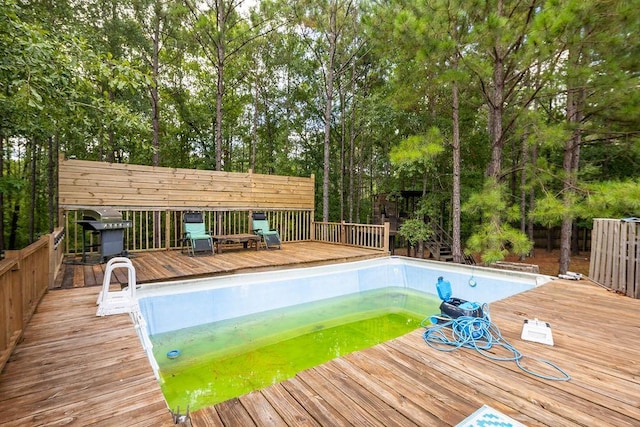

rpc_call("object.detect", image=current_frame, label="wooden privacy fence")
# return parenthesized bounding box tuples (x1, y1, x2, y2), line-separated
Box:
(58, 157, 315, 256)
(58, 157, 315, 211)
(589, 218, 640, 298)
(0, 227, 64, 373)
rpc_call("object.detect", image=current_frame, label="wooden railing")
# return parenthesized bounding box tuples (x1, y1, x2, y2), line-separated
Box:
(0, 227, 64, 373)
(590, 218, 639, 298)
(49, 227, 66, 288)
(63, 209, 313, 256)
(313, 221, 390, 252)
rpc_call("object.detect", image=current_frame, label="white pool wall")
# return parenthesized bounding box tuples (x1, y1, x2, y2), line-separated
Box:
(136, 256, 552, 336)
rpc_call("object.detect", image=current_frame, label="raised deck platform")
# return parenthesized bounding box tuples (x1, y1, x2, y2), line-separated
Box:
(57, 241, 387, 288)
(2, 244, 639, 426)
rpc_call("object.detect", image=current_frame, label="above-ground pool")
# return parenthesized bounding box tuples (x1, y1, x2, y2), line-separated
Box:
(132, 256, 551, 411)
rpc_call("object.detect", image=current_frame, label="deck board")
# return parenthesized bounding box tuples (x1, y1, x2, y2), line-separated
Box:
(2, 243, 640, 426)
(0, 286, 176, 427)
(192, 276, 640, 427)
(312, 361, 420, 426)
(260, 383, 321, 426)
(59, 241, 387, 287)
(238, 392, 288, 426)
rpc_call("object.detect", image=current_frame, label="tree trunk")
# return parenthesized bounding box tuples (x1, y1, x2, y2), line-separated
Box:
(559, 124, 582, 273)
(451, 56, 462, 263)
(322, 5, 337, 222)
(151, 5, 162, 247)
(29, 137, 37, 244)
(251, 83, 258, 171)
(9, 202, 19, 250)
(48, 136, 55, 232)
(104, 87, 116, 163)
(519, 130, 528, 260)
(528, 139, 537, 257)
(356, 138, 364, 223)
(348, 104, 355, 223)
(348, 60, 356, 223)
(339, 84, 345, 221)
(214, 0, 225, 171)
(486, 53, 505, 179)
(559, 44, 585, 275)
(215, 56, 224, 171)
(151, 11, 160, 167)
(484, 0, 510, 181)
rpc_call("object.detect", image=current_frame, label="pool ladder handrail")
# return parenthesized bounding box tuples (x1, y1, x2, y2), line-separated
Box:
(96, 257, 138, 316)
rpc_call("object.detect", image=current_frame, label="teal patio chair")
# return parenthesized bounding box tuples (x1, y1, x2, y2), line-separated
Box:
(251, 212, 282, 249)
(182, 212, 214, 256)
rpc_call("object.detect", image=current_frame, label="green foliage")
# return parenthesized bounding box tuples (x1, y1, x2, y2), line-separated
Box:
(580, 137, 640, 182)
(0, 175, 25, 196)
(464, 180, 507, 217)
(389, 127, 444, 168)
(465, 221, 533, 264)
(398, 218, 433, 247)
(530, 193, 567, 228)
(579, 180, 640, 219)
(463, 179, 532, 263)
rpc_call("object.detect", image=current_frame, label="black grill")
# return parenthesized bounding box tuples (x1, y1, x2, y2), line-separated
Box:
(77, 209, 132, 262)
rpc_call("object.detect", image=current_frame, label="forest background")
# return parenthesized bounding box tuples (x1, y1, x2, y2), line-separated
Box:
(1, 0, 639, 274)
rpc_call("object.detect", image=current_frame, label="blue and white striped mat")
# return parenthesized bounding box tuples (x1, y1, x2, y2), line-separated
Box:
(456, 405, 527, 427)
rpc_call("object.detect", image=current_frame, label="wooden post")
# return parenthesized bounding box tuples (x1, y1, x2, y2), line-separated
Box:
(165, 210, 171, 250)
(383, 222, 390, 253)
(47, 232, 55, 289)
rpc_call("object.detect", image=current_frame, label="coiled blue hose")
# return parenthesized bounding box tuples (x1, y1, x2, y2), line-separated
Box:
(421, 304, 570, 381)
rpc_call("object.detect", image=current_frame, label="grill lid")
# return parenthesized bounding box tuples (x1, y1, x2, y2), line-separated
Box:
(82, 208, 123, 222)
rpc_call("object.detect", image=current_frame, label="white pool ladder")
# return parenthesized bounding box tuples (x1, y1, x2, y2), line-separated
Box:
(96, 257, 138, 316)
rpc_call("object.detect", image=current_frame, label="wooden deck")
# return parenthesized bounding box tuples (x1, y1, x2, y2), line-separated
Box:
(0, 286, 175, 427)
(56, 241, 387, 288)
(193, 278, 640, 426)
(1, 243, 639, 426)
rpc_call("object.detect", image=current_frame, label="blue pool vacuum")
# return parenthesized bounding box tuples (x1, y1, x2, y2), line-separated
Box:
(435, 276, 483, 320)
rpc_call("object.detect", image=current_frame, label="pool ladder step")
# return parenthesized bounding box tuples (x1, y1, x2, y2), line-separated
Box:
(96, 257, 138, 316)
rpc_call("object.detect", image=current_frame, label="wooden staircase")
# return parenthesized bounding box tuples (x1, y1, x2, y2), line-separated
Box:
(425, 222, 475, 265)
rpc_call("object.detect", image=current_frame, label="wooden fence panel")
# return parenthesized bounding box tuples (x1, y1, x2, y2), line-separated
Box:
(589, 219, 640, 298)
(59, 157, 315, 211)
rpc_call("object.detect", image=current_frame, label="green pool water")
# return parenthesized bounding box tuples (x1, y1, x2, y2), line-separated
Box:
(151, 286, 440, 411)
